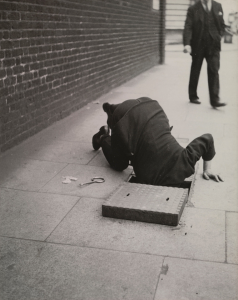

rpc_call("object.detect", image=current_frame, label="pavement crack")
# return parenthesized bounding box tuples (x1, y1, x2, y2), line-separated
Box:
(153, 256, 167, 300)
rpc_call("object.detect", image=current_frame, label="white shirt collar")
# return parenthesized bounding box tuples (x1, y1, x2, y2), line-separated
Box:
(201, 0, 212, 11)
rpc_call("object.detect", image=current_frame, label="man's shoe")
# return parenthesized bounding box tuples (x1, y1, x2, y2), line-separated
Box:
(212, 102, 227, 109)
(190, 99, 201, 104)
(92, 125, 109, 150)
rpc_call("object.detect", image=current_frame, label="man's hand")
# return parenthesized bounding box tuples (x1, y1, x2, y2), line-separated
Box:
(203, 160, 224, 182)
(183, 45, 191, 54)
(203, 169, 224, 182)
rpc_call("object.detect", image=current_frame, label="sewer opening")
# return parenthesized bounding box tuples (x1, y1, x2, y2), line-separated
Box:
(127, 175, 192, 193)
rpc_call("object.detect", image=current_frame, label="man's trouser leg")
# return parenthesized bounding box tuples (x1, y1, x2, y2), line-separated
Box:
(206, 51, 220, 105)
(189, 52, 204, 101)
(100, 136, 129, 171)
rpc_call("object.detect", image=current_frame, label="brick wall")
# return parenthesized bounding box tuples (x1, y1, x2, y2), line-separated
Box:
(0, 0, 161, 152)
(159, 0, 166, 63)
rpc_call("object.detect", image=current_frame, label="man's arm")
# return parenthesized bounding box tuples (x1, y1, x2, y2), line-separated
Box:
(218, 4, 226, 37)
(183, 7, 193, 53)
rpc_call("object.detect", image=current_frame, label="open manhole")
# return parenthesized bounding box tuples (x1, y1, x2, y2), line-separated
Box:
(127, 166, 197, 194)
(102, 164, 198, 226)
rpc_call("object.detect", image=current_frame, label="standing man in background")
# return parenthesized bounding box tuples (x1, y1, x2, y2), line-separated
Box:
(183, 0, 227, 108)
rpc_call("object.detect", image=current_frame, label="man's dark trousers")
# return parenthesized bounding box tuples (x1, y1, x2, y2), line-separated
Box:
(184, 1, 226, 106)
(189, 46, 220, 105)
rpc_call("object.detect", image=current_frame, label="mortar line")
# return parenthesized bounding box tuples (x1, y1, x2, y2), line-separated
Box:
(225, 211, 228, 263)
(6, 0, 148, 23)
(1, 235, 238, 266)
(0, 187, 110, 200)
(86, 151, 102, 165)
(153, 256, 166, 300)
(3, 185, 236, 212)
(43, 197, 82, 242)
(1, 155, 94, 165)
(37, 163, 70, 191)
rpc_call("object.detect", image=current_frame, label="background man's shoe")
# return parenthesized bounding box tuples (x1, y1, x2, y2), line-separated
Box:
(212, 102, 227, 109)
(92, 126, 109, 150)
(190, 99, 201, 104)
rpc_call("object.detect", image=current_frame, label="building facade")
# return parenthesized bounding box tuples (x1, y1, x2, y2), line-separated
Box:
(0, 0, 164, 152)
(166, 0, 196, 44)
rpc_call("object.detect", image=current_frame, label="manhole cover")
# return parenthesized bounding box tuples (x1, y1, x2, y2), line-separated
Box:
(102, 183, 188, 226)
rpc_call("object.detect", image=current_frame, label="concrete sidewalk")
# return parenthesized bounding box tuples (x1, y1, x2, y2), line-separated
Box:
(0, 43, 238, 300)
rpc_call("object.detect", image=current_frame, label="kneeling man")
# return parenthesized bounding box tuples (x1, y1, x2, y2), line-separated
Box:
(92, 97, 223, 186)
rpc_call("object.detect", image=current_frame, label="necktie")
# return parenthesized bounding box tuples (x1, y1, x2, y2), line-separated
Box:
(204, 0, 209, 13)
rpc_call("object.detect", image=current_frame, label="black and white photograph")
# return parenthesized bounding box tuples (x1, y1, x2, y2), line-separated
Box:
(0, 0, 237, 299)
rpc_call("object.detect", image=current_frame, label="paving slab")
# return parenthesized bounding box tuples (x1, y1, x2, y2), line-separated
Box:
(191, 176, 238, 212)
(186, 103, 236, 124)
(214, 137, 238, 154)
(40, 165, 131, 198)
(98, 91, 145, 105)
(191, 157, 238, 211)
(114, 78, 160, 94)
(224, 123, 238, 138)
(0, 156, 66, 191)
(226, 212, 238, 264)
(166, 108, 189, 122)
(3, 138, 96, 165)
(0, 237, 163, 300)
(88, 149, 111, 168)
(192, 183, 238, 212)
(0, 189, 79, 240)
(178, 121, 224, 140)
(154, 257, 238, 300)
(47, 197, 225, 262)
(190, 154, 238, 208)
(31, 117, 106, 144)
(205, 153, 238, 185)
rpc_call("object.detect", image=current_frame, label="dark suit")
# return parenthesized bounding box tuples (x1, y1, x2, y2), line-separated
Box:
(101, 98, 215, 186)
(183, 0, 226, 105)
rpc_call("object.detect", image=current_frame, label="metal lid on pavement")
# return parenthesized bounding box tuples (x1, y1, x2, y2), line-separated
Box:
(102, 183, 189, 226)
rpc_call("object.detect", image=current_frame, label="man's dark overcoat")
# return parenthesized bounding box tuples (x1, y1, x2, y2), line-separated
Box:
(106, 97, 214, 186)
